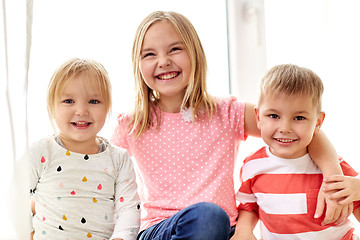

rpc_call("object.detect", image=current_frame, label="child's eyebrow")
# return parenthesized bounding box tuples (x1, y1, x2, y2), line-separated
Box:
(141, 41, 184, 53)
(141, 47, 154, 53)
(169, 41, 184, 46)
(59, 93, 73, 98)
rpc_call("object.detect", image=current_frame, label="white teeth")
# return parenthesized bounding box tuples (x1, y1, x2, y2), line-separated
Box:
(158, 72, 178, 80)
(72, 121, 89, 126)
(276, 138, 295, 143)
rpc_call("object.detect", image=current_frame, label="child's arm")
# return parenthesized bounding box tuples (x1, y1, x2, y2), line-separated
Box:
(308, 130, 343, 177)
(231, 210, 258, 240)
(111, 148, 140, 240)
(244, 103, 261, 138)
(323, 175, 360, 204)
(307, 130, 350, 225)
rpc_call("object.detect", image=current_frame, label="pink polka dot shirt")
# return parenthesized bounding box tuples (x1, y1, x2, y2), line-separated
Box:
(111, 96, 247, 230)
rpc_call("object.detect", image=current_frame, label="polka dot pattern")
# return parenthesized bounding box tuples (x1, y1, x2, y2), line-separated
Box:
(111, 97, 246, 228)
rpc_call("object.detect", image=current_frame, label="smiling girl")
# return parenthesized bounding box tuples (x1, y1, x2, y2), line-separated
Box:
(29, 58, 140, 240)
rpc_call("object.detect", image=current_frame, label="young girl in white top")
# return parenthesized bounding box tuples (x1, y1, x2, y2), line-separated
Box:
(111, 11, 349, 240)
(29, 58, 140, 240)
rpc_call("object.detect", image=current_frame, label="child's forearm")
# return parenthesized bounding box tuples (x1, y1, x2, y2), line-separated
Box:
(308, 130, 343, 177)
(232, 210, 258, 239)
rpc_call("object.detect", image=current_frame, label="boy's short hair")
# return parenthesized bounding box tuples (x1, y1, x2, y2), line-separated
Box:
(259, 64, 324, 112)
(47, 58, 112, 119)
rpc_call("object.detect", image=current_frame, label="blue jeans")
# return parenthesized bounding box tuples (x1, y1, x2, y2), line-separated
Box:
(138, 202, 235, 240)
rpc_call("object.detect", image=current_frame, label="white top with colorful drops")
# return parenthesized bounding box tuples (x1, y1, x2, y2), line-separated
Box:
(28, 135, 140, 240)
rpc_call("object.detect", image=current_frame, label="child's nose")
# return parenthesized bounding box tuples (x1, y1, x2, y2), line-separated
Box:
(158, 56, 170, 68)
(75, 103, 89, 116)
(279, 120, 291, 133)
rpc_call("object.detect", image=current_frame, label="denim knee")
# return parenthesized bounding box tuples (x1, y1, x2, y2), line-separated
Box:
(138, 202, 231, 240)
(186, 202, 229, 225)
(175, 202, 230, 240)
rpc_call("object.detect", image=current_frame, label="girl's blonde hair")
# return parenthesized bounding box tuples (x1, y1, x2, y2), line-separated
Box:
(47, 58, 112, 125)
(259, 64, 324, 112)
(131, 11, 216, 137)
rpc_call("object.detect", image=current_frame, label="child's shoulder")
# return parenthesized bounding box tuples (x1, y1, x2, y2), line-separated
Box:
(213, 95, 245, 112)
(107, 141, 129, 156)
(107, 143, 134, 173)
(114, 112, 133, 130)
(116, 112, 132, 122)
(27, 136, 58, 167)
(214, 95, 241, 105)
(29, 135, 56, 153)
(107, 141, 131, 163)
(243, 146, 268, 164)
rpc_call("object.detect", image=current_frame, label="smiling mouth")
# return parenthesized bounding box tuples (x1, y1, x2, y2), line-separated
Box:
(71, 121, 91, 127)
(274, 138, 297, 143)
(156, 71, 180, 80)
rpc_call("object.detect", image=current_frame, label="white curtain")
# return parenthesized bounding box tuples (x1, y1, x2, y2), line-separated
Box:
(1, 0, 32, 238)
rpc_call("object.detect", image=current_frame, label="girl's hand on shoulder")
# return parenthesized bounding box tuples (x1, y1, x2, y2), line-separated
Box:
(323, 175, 360, 204)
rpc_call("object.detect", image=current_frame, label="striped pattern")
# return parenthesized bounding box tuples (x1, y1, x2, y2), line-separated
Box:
(237, 147, 360, 239)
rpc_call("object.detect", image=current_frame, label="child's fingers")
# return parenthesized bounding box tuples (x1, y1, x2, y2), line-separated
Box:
(334, 203, 353, 225)
(323, 182, 345, 192)
(314, 189, 326, 218)
(322, 205, 340, 225)
(323, 175, 346, 183)
(327, 188, 348, 199)
(335, 192, 356, 205)
(333, 205, 350, 225)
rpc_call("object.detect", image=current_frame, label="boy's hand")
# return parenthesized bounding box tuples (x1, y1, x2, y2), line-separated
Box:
(315, 180, 352, 225)
(323, 175, 360, 204)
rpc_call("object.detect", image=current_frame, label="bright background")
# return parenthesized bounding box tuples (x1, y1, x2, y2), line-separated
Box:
(1, 0, 359, 238)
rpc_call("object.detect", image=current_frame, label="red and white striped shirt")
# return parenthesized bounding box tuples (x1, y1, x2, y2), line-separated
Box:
(237, 146, 360, 240)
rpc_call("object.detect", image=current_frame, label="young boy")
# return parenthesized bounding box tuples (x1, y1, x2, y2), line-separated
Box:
(233, 64, 360, 239)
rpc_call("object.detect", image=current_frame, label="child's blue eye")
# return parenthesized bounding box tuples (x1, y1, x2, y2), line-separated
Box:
(63, 99, 73, 104)
(89, 99, 100, 104)
(295, 116, 305, 120)
(269, 114, 279, 119)
(143, 52, 155, 58)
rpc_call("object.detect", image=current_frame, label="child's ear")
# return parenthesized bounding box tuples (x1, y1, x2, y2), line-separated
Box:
(254, 107, 261, 130)
(315, 112, 325, 133)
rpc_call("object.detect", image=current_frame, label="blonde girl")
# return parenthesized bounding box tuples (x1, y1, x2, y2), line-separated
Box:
(111, 11, 347, 240)
(29, 58, 140, 240)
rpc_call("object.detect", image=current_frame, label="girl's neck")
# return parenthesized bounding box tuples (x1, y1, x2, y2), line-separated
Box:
(156, 95, 184, 113)
(58, 135, 100, 155)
